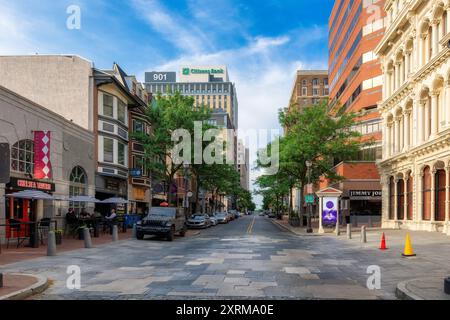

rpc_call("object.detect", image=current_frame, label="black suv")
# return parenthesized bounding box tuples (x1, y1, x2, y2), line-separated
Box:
(136, 207, 187, 241)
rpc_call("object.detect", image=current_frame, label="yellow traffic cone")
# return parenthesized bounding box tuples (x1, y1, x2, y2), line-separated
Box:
(402, 233, 416, 257)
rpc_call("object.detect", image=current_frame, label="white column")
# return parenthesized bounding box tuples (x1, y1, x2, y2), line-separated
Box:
(404, 111, 411, 150)
(405, 52, 411, 77)
(425, 99, 430, 140)
(447, 8, 450, 34)
(400, 58, 405, 84)
(394, 117, 399, 153)
(394, 178, 399, 221)
(424, 33, 430, 64)
(431, 92, 439, 137)
(431, 169, 436, 223)
(400, 116, 404, 151)
(432, 21, 439, 57)
(446, 84, 450, 126)
(418, 172, 424, 221)
(419, 100, 425, 143)
(318, 197, 324, 234)
(386, 123, 392, 157)
(445, 166, 450, 225)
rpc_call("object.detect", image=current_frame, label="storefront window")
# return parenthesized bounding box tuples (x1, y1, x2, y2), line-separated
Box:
(423, 167, 431, 221)
(69, 166, 87, 214)
(11, 140, 34, 174)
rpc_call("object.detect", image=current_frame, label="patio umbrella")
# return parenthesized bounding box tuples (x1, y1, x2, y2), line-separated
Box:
(160, 202, 169, 207)
(5, 190, 54, 200)
(68, 195, 101, 203)
(101, 197, 129, 204)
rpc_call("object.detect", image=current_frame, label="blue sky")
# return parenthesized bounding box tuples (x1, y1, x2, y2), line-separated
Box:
(1, 0, 333, 198)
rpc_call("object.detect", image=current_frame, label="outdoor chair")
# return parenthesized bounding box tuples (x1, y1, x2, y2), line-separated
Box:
(38, 218, 51, 245)
(6, 219, 29, 249)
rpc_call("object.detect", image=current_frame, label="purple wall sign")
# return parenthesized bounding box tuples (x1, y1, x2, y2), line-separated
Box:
(322, 198, 338, 226)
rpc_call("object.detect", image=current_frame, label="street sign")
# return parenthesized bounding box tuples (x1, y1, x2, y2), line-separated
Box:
(305, 194, 314, 204)
(0, 143, 10, 183)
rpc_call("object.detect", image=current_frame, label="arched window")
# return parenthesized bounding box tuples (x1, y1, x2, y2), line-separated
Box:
(397, 179, 405, 220)
(436, 169, 446, 221)
(407, 174, 413, 220)
(11, 140, 34, 174)
(423, 167, 431, 221)
(69, 166, 87, 214)
(389, 177, 395, 220)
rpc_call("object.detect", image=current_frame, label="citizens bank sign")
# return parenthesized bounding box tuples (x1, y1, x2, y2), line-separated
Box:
(182, 68, 224, 75)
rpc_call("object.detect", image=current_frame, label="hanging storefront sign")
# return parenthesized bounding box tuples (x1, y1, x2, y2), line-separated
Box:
(322, 197, 338, 226)
(7, 177, 55, 192)
(33, 131, 52, 179)
(349, 190, 382, 200)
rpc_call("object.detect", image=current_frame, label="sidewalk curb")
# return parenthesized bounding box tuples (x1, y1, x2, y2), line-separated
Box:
(269, 218, 322, 237)
(0, 274, 49, 300)
(396, 279, 425, 300)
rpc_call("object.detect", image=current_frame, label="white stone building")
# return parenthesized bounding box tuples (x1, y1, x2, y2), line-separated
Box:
(375, 0, 450, 234)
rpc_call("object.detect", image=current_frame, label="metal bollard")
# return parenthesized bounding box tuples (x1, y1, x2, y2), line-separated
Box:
(83, 228, 92, 248)
(335, 222, 340, 236)
(368, 216, 372, 228)
(47, 231, 57, 256)
(132, 224, 137, 239)
(360, 226, 367, 243)
(347, 224, 352, 239)
(112, 225, 119, 242)
(445, 277, 450, 295)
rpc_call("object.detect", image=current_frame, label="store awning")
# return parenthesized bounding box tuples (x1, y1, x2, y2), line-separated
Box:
(101, 197, 129, 204)
(5, 190, 54, 200)
(67, 195, 101, 203)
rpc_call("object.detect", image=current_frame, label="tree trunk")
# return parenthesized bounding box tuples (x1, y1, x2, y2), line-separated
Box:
(289, 187, 293, 217)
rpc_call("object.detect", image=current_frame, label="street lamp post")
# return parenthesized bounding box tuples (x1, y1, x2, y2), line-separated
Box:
(306, 160, 313, 234)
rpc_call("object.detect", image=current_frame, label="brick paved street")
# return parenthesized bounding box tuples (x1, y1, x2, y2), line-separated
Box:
(1, 215, 449, 300)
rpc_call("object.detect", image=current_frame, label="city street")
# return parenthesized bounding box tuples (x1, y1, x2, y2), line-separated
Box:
(0, 216, 400, 300)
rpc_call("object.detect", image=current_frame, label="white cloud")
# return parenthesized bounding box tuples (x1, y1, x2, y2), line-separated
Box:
(0, 1, 35, 54)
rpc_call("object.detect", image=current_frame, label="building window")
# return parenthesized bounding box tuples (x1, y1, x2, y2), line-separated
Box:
(302, 87, 307, 96)
(118, 142, 126, 166)
(407, 174, 413, 220)
(436, 169, 446, 221)
(423, 166, 431, 221)
(397, 179, 405, 220)
(117, 99, 127, 124)
(104, 138, 114, 163)
(312, 78, 319, 86)
(324, 78, 329, 86)
(11, 140, 34, 174)
(103, 94, 114, 117)
(69, 166, 87, 214)
(133, 120, 144, 133)
(313, 88, 319, 96)
(302, 79, 307, 86)
(389, 177, 395, 220)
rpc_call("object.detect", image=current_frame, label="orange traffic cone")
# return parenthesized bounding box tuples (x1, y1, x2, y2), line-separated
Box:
(402, 233, 416, 257)
(379, 232, 388, 250)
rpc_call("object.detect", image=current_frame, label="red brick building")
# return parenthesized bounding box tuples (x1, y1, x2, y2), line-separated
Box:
(324, 0, 387, 224)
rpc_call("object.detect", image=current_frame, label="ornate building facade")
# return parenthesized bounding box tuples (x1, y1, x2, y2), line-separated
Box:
(375, 0, 450, 234)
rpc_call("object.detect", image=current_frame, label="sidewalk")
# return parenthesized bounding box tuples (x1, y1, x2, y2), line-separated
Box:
(0, 273, 48, 300)
(270, 215, 381, 236)
(0, 230, 132, 265)
(396, 277, 450, 300)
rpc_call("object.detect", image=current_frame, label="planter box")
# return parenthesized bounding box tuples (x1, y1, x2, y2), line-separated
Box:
(55, 233, 62, 245)
(289, 218, 301, 227)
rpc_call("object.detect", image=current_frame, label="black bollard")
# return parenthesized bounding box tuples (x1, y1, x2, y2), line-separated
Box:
(445, 277, 450, 295)
(0, 273, 3, 288)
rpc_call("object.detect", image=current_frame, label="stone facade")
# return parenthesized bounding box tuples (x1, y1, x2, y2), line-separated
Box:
(376, 0, 450, 234)
(0, 85, 95, 239)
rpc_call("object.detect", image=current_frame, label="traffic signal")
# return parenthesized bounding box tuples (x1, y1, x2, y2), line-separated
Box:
(0, 143, 10, 183)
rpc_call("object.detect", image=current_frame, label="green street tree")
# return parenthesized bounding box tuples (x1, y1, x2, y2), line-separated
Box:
(258, 100, 363, 219)
(132, 92, 211, 205)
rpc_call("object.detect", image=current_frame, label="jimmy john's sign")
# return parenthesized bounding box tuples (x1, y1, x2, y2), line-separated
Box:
(349, 190, 382, 200)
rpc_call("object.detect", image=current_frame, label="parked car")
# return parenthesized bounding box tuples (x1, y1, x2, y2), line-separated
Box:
(234, 211, 241, 219)
(136, 207, 187, 241)
(186, 214, 211, 229)
(259, 212, 265, 216)
(209, 214, 218, 226)
(268, 212, 276, 219)
(215, 212, 229, 224)
(228, 210, 236, 221)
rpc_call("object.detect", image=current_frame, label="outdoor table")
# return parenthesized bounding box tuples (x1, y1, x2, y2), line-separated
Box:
(0, 221, 39, 252)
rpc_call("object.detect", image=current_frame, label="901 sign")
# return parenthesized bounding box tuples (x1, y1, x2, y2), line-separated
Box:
(145, 72, 176, 83)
